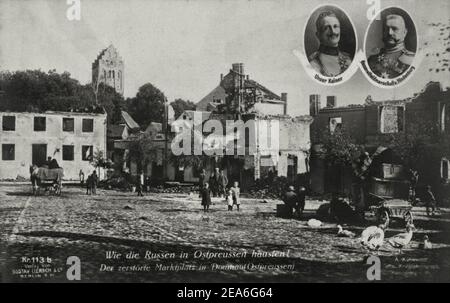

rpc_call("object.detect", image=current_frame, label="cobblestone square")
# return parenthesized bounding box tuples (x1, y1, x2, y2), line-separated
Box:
(0, 183, 449, 282)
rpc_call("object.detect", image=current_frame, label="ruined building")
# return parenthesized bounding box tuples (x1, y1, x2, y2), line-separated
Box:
(197, 63, 287, 116)
(310, 82, 450, 204)
(92, 44, 124, 96)
(174, 63, 313, 189)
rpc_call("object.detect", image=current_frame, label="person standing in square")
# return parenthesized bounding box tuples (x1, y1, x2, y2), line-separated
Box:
(199, 168, 206, 197)
(91, 171, 98, 195)
(201, 182, 212, 212)
(86, 173, 92, 195)
(231, 181, 240, 211)
(226, 189, 234, 211)
(137, 172, 144, 197)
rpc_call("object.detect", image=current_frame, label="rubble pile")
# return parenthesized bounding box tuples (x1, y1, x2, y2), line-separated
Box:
(248, 176, 289, 199)
(98, 176, 133, 191)
(149, 185, 199, 194)
(99, 177, 199, 193)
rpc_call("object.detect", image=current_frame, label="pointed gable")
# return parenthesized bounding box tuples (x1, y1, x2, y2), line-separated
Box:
(196, 85, 227, 111)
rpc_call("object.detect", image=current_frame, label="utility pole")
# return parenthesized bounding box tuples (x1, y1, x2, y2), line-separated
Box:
(163, 96, 169, 180)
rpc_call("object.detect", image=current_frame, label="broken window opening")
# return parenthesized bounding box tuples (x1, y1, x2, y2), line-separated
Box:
(329, 117, 342, 134)
(379, 105, 405, 134)
(442, 158, 449, 181)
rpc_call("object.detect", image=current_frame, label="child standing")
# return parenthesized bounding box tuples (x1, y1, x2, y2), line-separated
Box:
(136, 172, 144, 197)
(231, 181, 240, 211)
(201, 182, 212, 212)
(226, 189, 234, 211)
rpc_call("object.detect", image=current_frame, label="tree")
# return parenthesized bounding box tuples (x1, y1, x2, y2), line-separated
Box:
(0, 69, 82, 112)
(170, 98, 196, 119)
(321, 126, 363, 166)
(127, 83, 166, 128)
(127, 133, 157, 176)
(319, 126, 364, 196)
(95, 83, 126, 124)
(90, 149, 113, 177)
(388, 113, 440, 168)
(0, 69, 125, 124)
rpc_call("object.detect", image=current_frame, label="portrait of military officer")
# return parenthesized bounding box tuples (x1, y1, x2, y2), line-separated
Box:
(308, 11, 353, 77)
(368, 14, 416, 79)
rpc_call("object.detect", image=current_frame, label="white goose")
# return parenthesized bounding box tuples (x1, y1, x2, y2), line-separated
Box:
(388, 223, 415, 253)
(422, 235, 432, 250)
(307, 219, 322, 228)
(337, 225, 355, 238)
(360, 220, 389, 251)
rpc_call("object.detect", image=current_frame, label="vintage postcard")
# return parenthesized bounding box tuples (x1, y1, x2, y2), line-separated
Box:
(0, 0, 449, 288)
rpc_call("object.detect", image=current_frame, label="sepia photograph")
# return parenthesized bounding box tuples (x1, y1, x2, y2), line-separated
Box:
(365, 6, 417, 80)
(0, 0, 449, 291)
(305, 5, 357, 77)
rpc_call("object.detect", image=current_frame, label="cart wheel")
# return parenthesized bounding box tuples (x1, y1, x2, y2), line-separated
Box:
(378, 209, 390, 227)
(404, 211, 414, 224)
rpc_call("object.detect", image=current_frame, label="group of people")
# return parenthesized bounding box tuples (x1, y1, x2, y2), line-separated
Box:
(282, 185, 307, 218)
(80, 170, 98, 195)
(198, 168, 240, 212)
(199, 168, 229, 198)
(44, 156, 60, 169)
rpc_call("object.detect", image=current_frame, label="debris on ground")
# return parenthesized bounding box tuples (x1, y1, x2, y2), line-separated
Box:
(248, 176, 290, 199)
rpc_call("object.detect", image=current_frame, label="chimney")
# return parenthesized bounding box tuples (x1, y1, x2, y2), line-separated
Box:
(326, 96, 336, 108)
(220, 73, 223, 81)
(232, 63, 244, 75)
(309, 94, 321, 117)
(281, 93, 288, 115)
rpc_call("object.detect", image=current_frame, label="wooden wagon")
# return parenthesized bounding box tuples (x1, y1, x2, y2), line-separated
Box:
(31, 166, 64, 196)
(368, 177, 413, 226)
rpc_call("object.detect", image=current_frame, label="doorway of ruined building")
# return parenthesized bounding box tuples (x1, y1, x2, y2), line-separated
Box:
(152, 162, 164, 182)
(175, 164, 184, 182)
(226, 157, 242, 189)
(287, 155, 298, 185)
(32, 144, 47, 167)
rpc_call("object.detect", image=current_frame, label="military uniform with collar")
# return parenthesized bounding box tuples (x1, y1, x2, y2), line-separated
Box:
(368, 47, 415, 79)
(308, 45, 352, 77)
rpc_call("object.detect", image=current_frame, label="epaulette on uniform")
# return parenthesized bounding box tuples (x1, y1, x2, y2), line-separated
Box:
(308, 51, 319, 62)
(399, 49, 415, 65)
(340, 51, 352, 62)
(340, 51, 350, 58)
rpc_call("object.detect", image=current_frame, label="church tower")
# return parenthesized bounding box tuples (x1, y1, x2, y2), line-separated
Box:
(92, 44, 124, 95)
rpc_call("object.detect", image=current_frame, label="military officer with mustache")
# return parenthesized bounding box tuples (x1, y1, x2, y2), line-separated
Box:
(309, 11, 352, 77)
(368, 14, 415, 79)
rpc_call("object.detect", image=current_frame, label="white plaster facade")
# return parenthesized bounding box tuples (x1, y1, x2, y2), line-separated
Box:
(0, 111, 107, 180)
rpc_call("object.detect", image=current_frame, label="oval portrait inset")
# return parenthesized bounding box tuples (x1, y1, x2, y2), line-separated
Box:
(302, 5, 357, 85)
(362, 7, 418, 87)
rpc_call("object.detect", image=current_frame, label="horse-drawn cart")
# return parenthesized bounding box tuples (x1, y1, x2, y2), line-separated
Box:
(31, 166, 64, 196)
(368, 177, 413, 226)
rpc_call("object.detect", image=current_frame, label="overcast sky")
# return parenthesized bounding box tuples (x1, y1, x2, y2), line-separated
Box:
(0, 0, 449, 116)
